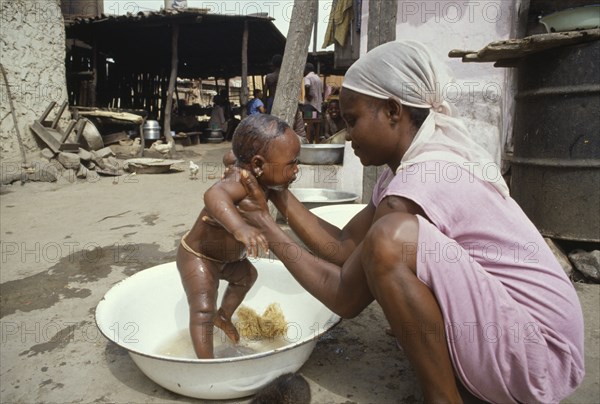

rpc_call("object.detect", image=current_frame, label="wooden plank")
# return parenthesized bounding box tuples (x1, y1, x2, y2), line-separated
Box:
(30, 121, 62, 153)
(39, 102, 56, 123)
(51, 101, 69, 129)
(60, 120, 77, 143)
(449, 28, 600, 63)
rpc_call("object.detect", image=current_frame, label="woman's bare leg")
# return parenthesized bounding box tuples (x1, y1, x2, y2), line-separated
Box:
(361, 212, 462, 403)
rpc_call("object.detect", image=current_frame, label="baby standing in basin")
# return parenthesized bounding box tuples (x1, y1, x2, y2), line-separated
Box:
(176, 114, 300, 358)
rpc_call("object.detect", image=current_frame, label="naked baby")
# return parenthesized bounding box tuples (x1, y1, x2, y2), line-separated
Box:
(176, 114, 300, 358)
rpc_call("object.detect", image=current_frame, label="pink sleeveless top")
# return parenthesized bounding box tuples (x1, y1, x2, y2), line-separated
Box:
(372, 161, 584, 403)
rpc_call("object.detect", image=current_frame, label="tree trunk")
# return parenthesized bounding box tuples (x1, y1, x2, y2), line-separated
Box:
(362, 0, 397, 203)
(271, 0, 318, 126)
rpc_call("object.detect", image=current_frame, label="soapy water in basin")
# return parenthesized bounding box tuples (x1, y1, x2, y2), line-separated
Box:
(157, 328, 288, 359)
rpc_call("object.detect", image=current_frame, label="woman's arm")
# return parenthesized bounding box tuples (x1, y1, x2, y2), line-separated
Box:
(237, 170, 426, 318)
(244, 199, 375, 318)
(270, 188, 375, 266)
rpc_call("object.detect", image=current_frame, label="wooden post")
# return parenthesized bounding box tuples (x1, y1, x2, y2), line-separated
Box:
(272, 0, 318, 126)
(241, 20, 249, 119)
(362, 0, 397, 203)
(163, 23, 179, 153)
(90, 36, 98, 107)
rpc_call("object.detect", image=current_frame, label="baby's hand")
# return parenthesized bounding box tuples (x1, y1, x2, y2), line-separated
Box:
(234, 225, 269, 258)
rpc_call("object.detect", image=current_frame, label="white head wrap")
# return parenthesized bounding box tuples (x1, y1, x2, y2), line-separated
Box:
(343, 40, 509, 198)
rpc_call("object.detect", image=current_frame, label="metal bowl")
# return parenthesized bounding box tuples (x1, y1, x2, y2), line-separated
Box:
(540, 5, 600, 32)
(291, 188, 359, 210)
(310, 204, 367, 228)
(95, 259, 340, 400)
(299, 144, 344, 165)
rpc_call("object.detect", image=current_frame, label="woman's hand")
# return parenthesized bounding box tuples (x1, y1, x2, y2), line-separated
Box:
(236, 169, 274, 230)
(233, 223, 269, 258)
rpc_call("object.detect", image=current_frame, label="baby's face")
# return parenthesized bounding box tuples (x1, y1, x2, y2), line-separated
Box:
(258, 129, 300, 189)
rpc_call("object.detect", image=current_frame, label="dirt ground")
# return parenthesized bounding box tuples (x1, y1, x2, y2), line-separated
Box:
(1, 142, 598, 403)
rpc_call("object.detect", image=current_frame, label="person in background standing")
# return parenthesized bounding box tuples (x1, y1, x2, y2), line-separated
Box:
(265, 54, 282, 114)
(247, 89, 266, 115)
(303, 63, 323, 117)
(208, 95, 227, 134)
(293, 103, 308, 144)
(219, 89, 233, 121)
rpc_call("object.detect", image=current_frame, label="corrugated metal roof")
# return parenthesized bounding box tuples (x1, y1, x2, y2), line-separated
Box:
(66, 8, 286, 78)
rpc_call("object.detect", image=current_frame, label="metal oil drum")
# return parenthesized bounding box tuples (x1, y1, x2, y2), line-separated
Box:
(510, 40, 600, 242)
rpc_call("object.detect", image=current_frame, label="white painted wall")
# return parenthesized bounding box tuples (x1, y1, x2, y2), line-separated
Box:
(338, 0, 518, 199)
(393, 0, 515, 164)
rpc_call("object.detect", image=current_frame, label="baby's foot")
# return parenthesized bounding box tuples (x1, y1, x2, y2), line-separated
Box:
(215, 308, 240, 343)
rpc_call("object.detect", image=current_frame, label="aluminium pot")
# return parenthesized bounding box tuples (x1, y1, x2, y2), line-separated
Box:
(143, 120, 161, 140)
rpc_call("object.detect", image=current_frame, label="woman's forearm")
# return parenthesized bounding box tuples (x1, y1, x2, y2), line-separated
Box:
(255, 211, 373, 318)
(270, 190, 355, 265)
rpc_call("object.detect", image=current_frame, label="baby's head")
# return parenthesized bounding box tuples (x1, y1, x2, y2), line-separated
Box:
(232, 114, 300, 189)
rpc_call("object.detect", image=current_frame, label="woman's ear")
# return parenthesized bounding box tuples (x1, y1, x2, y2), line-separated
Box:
(386, 98, 403, 124)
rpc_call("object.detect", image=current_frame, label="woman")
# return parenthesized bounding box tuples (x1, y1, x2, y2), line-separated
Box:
(231, 41, 585, 403)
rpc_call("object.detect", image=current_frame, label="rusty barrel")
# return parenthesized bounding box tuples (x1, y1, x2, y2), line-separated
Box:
(510, 40, 600, 242)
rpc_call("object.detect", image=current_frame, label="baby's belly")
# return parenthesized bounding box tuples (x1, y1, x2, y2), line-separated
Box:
(194, 226, 246, 262)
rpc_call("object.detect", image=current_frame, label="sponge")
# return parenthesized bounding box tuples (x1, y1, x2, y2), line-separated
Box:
(235, 303, 288, 340)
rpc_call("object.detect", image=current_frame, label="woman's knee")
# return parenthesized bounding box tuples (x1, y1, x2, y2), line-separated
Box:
(362, 212, 419, 275)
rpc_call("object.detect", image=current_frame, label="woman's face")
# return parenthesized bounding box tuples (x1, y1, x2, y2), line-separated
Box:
(258, 128, 300, 189)
(340, 88, 403, 168)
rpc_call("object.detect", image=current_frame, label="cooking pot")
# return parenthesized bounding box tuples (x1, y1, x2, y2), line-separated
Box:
(203, 128, 224, 144)
(143, 120, 161, 140)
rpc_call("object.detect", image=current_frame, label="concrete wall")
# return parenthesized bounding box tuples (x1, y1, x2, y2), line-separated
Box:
(338, 0, 518, 199)
(0, 0, 68, 164)
(392, 0, 516, 164)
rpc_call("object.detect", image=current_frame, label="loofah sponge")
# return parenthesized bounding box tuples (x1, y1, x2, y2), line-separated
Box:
(235, 303, 288, 340)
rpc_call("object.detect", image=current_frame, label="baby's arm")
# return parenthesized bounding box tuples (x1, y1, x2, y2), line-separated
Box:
(204, 172, 268, 257)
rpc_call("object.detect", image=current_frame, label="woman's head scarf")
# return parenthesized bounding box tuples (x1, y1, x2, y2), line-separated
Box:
(342, 40, 509, 197)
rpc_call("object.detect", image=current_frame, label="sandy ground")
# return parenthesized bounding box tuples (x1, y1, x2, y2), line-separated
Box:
(0, 142, 598, 403)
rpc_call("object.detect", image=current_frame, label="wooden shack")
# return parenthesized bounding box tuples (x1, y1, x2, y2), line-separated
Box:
(64, 8, 286, 136)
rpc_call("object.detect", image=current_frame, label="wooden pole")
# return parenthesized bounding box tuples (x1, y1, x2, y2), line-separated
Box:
(241, 20, 249, 119)
(272, 0, 318, 125)
(163, 23, 179, 154)
(362, 0, 397, 203)
(90, 35, 98, 107)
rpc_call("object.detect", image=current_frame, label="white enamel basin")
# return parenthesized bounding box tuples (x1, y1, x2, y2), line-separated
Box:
(95, 259, 340, 400)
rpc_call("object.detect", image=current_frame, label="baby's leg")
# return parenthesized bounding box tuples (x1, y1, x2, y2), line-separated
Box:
(216, 259, 258, 343)
(176, 245, 220, 359)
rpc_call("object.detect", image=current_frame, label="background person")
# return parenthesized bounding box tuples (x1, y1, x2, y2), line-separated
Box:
(321, 97, 346, 142)
(303, 62, 323, 117)
(265, 54, 282, 114)
(247, 89, 266, 115)
(208, 94, 227, 135)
